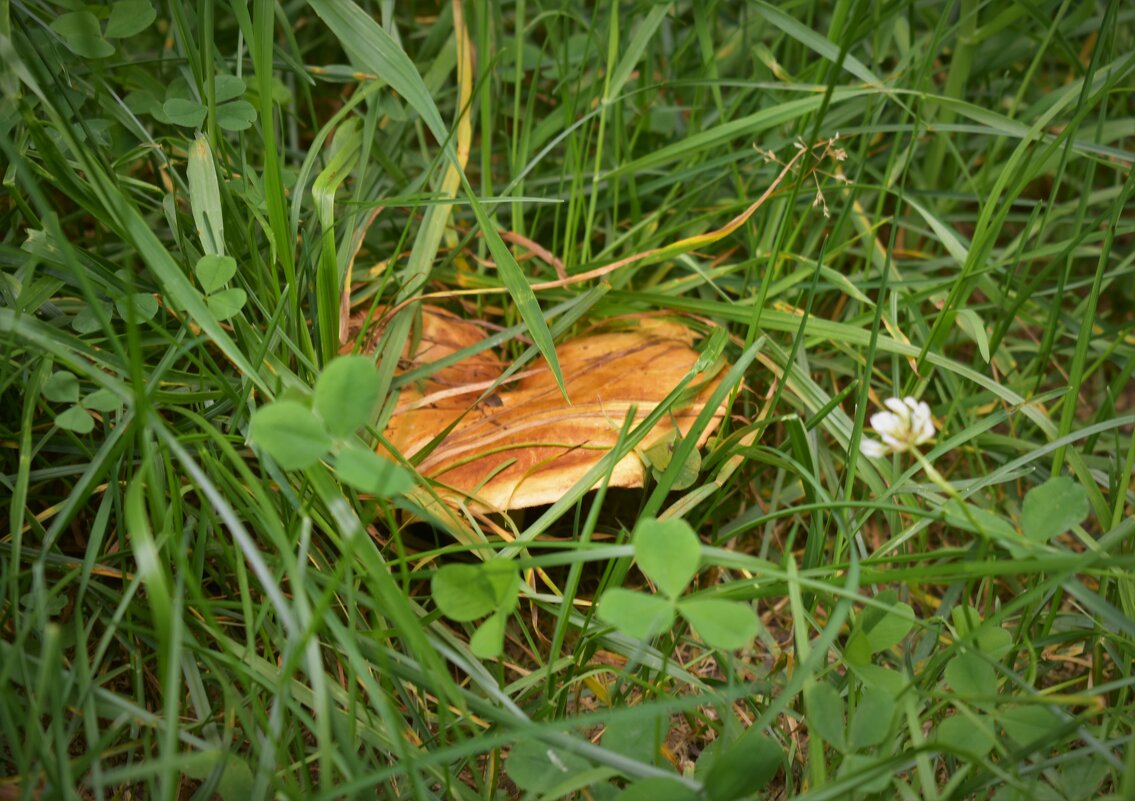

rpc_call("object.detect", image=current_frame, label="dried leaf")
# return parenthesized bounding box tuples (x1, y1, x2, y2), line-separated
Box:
(381, 315, 730, 512)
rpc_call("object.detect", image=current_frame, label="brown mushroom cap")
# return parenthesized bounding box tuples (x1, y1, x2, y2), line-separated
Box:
(379, 310, 729, 512)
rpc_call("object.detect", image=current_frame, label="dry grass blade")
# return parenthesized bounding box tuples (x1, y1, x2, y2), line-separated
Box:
(373, 141, 820, 325)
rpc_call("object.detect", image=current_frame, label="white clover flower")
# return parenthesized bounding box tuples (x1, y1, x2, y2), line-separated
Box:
(860, 396, 936, 458)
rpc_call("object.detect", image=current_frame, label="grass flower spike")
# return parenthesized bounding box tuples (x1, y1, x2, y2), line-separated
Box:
(861, 397, 936, 457)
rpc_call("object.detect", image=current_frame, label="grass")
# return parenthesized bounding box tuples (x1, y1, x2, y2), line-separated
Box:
(1, 0, 1133, 799)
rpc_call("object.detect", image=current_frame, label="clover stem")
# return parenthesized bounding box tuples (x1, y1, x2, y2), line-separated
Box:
(912, 448, 983, 534)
